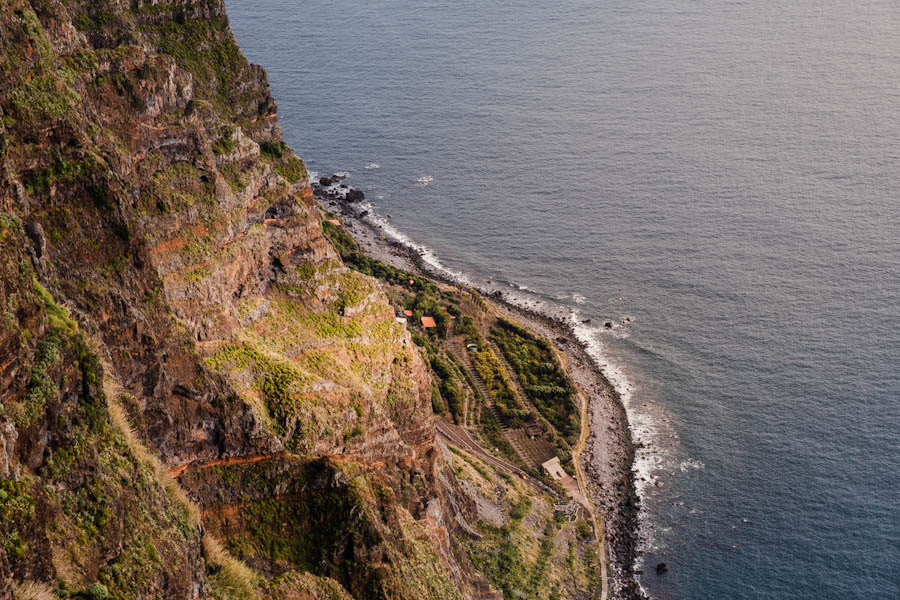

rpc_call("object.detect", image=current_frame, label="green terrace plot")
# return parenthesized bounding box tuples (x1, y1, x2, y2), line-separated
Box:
(409, 331, 468, 423)
(470, 348, 530, 427)
(490, 320, 580, 444)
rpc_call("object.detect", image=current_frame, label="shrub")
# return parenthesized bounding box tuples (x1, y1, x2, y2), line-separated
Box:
(455, 315, 479, 345)
(85, 584, 109, 600)
(508, 497, 532, 521)
(576, 519, 593, 541)
(275, 157, 307, 184)
(343, 425, 363, 441)
(213, 127, 235, 155)
(259, 140, 288, 158)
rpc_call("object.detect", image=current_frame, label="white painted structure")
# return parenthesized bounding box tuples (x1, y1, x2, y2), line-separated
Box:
(542, 456, 567, 481)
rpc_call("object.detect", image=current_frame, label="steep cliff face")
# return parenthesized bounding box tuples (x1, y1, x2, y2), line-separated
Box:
(0, 1, 473, 598)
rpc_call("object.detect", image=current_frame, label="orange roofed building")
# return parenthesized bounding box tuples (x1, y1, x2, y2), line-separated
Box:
(421, 316, 437, 329)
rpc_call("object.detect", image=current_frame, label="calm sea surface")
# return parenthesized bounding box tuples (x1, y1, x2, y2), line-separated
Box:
(225, 1, 900, 597)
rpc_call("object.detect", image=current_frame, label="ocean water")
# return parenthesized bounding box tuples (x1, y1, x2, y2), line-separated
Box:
(224, 1, 900, 598)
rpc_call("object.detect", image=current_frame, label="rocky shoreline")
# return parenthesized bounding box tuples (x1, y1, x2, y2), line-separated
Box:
(313, 179, 647, 600)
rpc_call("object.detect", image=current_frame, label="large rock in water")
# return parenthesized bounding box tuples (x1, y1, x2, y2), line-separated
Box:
(656, 562, 669, 574)
(346, 189, 365, 202)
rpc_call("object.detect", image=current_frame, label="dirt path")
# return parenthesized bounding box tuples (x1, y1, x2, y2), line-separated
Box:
(573, 386, 610, 600)
(167, 452, 290, 478)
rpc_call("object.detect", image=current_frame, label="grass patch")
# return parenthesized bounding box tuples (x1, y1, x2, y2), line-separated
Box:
(205, 342, 311, 439)
(24, 152, 103, 197)
(213, 127, 236, 156)
(7, 70, 78, 123)
(259, 140, 288, 159)
(12, 581, 56, 600)
(467, 520, 555, 600)
(140, 16, 246, 113)
(448, 445, 492, 481)
(1, 478, 35, 563)
(275, 157, 307, 184)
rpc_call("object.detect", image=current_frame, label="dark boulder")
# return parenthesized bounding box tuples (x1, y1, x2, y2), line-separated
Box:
(656, 562, 668, 575)
(346, 189, 365, 202)
(319, 176, 333, 186)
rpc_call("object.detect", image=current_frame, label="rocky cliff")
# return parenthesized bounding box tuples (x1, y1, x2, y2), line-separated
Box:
(0, 1, 482, 598)
(1, 2, 609, 599)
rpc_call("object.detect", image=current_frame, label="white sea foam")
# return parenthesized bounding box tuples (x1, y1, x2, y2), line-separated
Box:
(333, 171, 350, 178)
(573, 293, 587, 304)
(568, 313, 669, 567)
(364, 162, 381, 169)
(360, 204, 474, 286)
(679, 459, 705, 472)
(417, 175, 434, 185)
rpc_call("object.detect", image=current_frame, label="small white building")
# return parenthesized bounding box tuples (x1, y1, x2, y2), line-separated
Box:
(542, 456, 567, 481)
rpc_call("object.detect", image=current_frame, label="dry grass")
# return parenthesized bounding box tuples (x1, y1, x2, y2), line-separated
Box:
(99, 356, 202, 527)
(203, 536, 260, 600)
(13, 581, 56, 600)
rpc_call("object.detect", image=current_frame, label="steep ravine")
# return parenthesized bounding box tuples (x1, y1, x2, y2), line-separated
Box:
(1, 2, 613, 599)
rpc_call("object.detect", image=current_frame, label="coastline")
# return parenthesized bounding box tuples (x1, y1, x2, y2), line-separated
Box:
(314, 182, 646, 599)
